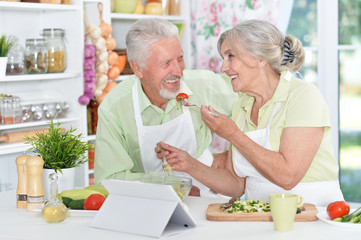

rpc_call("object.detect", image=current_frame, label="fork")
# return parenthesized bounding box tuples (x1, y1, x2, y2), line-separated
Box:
(157, 143, 172, 175)
(179, 99, 220, 117)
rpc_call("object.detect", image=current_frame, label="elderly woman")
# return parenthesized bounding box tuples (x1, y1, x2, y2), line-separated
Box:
(157, 19, 344, 206)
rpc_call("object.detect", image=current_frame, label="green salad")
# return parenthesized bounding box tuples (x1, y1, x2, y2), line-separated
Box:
(221, 199, 271, 213)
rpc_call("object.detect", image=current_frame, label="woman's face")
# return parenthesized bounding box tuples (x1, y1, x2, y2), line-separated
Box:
(220, 39, 262, 93)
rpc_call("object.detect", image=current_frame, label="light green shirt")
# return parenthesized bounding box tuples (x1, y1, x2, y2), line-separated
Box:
(94, 69, 239, 184)
(232, 71, 339, 182)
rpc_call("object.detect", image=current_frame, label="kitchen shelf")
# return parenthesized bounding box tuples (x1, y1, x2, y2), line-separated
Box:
(87, 134, 96, 141)
(0, 117, 80, 131)
(110, 13, 186, 23)
(0, 142, 31, 155)
(0, 72, 81, 82)
(0, 1, 79, 11)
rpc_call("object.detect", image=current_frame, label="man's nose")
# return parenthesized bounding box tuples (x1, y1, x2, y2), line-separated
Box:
(171, 61, 184, 76)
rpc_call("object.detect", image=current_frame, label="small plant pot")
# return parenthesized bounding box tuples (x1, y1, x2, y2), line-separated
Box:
(42, 168, 75, 201)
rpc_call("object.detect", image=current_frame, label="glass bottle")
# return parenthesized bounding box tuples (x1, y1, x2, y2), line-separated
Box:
(41, 173, 68, 223)
(6, 44, 25, 75)
(25, 39, 48, 74)
(41, 28, 67, 73)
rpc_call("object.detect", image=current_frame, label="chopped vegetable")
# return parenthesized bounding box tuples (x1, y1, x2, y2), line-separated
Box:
(221, 199, 270, 213)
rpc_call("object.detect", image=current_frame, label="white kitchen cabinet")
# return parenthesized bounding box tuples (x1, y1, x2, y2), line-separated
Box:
(0, 0, 89, 191)
(0, 0, 192, 191)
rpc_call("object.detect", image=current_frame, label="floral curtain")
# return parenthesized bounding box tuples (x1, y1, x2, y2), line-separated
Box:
(189, 0, 283, 153)
(190, 0, 281, 72)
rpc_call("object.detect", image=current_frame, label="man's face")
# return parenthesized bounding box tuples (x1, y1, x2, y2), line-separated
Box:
(139, 37, 185, 102)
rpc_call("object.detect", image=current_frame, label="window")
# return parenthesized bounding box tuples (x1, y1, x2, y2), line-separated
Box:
(338, 0, 361, 202)
(287, 0, 361, 202)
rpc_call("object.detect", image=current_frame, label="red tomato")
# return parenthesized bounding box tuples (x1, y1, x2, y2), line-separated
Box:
(326, 201, 350, 220)
(176, 93, 189, 102)
(83, 194, 106, 210)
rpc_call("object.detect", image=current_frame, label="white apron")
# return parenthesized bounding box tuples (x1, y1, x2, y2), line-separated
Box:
(232, 102, 344, 207)
(132, 80, 220, 197)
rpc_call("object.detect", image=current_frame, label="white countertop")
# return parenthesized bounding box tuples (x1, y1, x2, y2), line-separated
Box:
(0, 190, 360, 240)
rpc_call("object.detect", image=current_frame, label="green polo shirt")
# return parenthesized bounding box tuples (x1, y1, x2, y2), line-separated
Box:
(94, 69, 239, 184)
(232, 71, 339, 182)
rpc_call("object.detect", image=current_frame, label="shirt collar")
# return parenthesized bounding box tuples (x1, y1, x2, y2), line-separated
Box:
(137, 77, 194, 114)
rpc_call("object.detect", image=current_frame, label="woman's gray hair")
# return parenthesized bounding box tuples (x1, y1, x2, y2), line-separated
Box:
(126, 18, 179, 69)
(217, 19, 305, 73)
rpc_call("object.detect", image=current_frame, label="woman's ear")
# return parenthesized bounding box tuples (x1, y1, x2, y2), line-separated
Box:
(258, 58, 268, 68)
(130, 60, 143, 79)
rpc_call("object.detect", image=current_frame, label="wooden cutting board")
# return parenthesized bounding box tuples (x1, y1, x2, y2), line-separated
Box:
(206, 203, 318, 222)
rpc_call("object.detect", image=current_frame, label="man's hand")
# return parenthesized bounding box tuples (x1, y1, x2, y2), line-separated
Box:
(189, 185, 200, 196)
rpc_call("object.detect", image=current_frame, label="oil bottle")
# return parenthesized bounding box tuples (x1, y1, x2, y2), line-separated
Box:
(41, 173, 68, 223)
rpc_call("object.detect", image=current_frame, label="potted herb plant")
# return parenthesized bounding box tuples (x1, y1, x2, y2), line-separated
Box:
(25, 119, 92, 200)
(0, 34, 16, 77)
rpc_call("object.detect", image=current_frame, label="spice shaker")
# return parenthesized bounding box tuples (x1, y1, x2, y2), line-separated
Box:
(16, 154, 30, 209)
(26, 156, 44, 211)
(6, 44, 25, 75)
(25, 39, 48, 74)
(41, 28, 67, 73)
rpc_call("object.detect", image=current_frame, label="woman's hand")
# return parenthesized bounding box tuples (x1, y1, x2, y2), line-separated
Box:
(200, 105, 239, 141)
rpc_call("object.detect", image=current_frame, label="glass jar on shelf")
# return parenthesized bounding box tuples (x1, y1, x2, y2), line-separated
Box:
(41, 28, 67, 73)
(6, 44, 25, 75)
(25, 38, 48, 74)
(1, 96, 22, 124)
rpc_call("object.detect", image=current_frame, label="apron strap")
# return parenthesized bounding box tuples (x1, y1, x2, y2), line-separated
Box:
(241, 102, 281, 131)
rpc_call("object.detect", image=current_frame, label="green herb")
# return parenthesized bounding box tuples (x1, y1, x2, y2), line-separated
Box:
(25, 119, 93, 173)
(0, 34, 16, 57)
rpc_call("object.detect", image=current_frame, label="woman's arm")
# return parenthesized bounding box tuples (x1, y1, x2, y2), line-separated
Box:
(229, 126, 324, 189)
(200, 106, 324, 190)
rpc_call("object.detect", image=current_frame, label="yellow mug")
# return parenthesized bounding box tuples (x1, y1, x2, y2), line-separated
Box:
(269, 193, 304, 232)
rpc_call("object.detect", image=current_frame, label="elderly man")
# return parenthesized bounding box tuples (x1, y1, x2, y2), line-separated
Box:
(94, 18, 238, 197)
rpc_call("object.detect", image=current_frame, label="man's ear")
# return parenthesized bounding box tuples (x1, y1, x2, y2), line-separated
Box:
(130, 60, 143, 79)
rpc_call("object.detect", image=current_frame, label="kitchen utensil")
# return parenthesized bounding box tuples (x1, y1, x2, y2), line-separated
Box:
(157, 142, 172, 175)
(0, 128, 65, 143)
(16, 154, 30, 209)
(206, 202, 318, 222)
(26, 156, 44, 211)
(0, 129, 47, 143)
(178, 99, 220, 117)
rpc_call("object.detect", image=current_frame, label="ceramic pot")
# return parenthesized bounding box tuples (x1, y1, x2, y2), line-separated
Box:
(114, 0, 137, 13)
(42, 168, 75, 201)
(0, 57, 7, 77)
